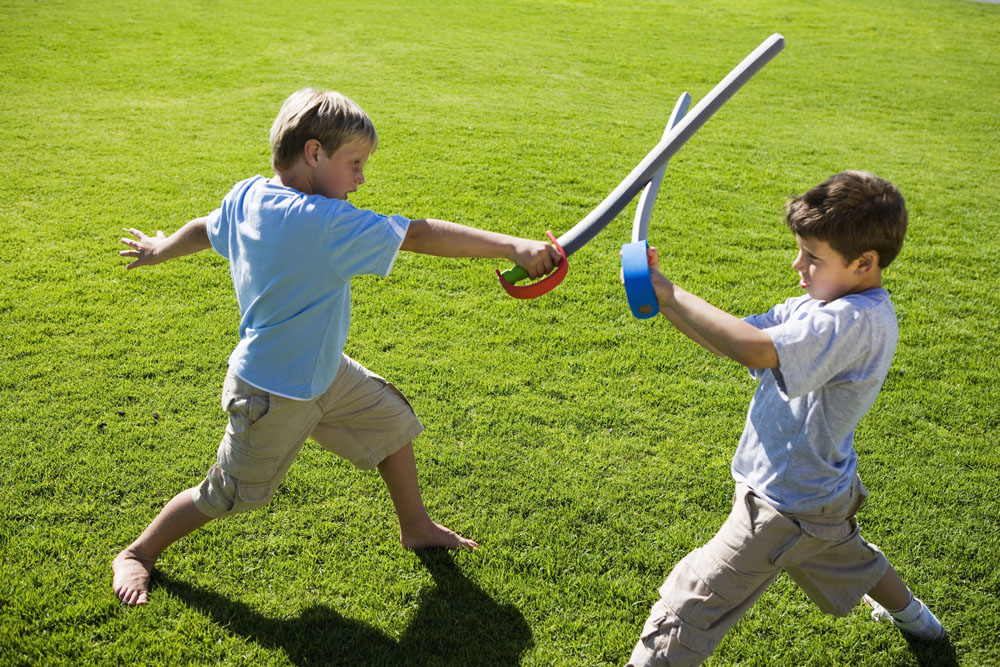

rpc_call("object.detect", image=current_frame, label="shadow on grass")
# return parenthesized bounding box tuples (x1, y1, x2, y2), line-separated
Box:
(154, 550, 532, 666)
(899, 633, 959, 667)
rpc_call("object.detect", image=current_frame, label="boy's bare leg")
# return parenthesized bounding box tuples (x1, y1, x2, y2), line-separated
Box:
(864, 560, 944, 639)
(378, 442, 478, 551)
(866, 563, 913, 610)
(112, 489, 213, 606)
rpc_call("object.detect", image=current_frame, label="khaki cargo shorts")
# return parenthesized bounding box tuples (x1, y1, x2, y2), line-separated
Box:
(192, 354, 424, 518)
(628, 478, 890, 667)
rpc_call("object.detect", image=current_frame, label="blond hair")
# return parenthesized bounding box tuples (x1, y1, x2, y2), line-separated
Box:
(269, 88, 378, 171)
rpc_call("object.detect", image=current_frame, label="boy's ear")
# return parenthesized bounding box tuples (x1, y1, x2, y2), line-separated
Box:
(303, 138, 323, 166)
(855, 250, 879, 274)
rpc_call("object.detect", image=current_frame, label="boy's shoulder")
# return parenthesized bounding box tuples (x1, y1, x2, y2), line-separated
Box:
(223, 174, 268, 200)
(811, 289, 899, 354)
(759, 288, 897, 402)
(214, 175, 408, 246)
(759, 289, 897, 365)
(220, 175, 358, 220)
(835, 287, 894, 310)
(774, 288, 894, 320)
(825, 289, 897, 334)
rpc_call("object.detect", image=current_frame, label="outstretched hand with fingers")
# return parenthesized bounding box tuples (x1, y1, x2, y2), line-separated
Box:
(119, 228, 167, 269)
(117, 216, 211, 269)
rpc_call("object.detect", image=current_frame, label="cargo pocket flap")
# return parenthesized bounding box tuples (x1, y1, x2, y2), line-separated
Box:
(236, 480, 272, 504)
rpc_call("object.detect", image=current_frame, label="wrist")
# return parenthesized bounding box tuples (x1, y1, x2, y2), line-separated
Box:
(650, 271, 675, 307)
(505, 237, 525, 263)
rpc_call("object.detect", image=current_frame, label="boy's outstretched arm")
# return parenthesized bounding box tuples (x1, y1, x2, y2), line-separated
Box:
(119, 217, 212, 269)
(400, 218, 561, 279)
(647, 246, 778, 369)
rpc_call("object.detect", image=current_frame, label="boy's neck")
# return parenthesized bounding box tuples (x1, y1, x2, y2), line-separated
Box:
(826, 270, 883, 304)
(851, 266, 883, 295)
(270, 165, 313, 196)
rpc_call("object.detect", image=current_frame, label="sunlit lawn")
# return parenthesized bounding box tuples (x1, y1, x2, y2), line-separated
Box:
(1, 0, 998, 665)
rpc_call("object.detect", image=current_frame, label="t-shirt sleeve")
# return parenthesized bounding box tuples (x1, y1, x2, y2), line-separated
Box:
(204, 207, 228, 259)
(760, 303, 870, 399)
(743, 300, 790, 381)
(324, 204, 410, 280)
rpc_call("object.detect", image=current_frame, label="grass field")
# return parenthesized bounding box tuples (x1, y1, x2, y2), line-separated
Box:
(1, 0, 998, 665)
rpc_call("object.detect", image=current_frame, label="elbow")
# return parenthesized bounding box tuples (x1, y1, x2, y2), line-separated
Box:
(401, 218, 429, 253)
(730, 339, 778, 370)
(738, 348, 779, 370)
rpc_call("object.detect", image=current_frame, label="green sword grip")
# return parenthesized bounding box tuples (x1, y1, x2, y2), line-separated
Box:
(500, 265, 529, 284)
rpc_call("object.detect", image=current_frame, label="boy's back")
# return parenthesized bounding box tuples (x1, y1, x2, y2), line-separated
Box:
(207, 175, 409, 399)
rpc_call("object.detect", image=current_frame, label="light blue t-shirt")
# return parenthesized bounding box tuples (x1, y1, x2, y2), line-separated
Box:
(732, 288, 898, 513)
(206, 175, 409, 400)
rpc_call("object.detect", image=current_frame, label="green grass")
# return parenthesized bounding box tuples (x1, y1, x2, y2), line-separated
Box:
(1, 0, 998, 665)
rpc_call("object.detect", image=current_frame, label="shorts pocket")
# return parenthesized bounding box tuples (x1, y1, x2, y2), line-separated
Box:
(365, 370, 417, 415)
(220, 383, 280, 487)
(769, 532, 805, 568)
(637, 600, 716, 662)
(222, 373, 271, 421)
(657, 549, 751, 655)
(226, 391, 272, 441)
(235, 479, 273, 504)
(848, 476, 869, 517)
(642, 598, 716, 658)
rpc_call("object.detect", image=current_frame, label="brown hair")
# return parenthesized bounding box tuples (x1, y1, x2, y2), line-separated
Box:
(785, 171, 907, 268)
(269, 88, 378, 171)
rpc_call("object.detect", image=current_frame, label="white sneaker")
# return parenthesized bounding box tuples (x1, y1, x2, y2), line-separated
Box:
(864, 594, 945, 641)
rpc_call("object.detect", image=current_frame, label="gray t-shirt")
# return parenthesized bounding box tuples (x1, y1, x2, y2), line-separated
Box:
(732, 288, 898, 513)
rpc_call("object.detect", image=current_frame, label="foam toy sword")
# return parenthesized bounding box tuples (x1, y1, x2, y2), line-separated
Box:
(497, 33, 785, 298)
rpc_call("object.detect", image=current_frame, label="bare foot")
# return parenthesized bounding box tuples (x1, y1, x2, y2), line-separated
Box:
(400, 519, 479, 551)
(112, 549, 155, 606)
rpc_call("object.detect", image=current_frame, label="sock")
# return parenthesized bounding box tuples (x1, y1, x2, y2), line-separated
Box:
(888, 594, 922, 623)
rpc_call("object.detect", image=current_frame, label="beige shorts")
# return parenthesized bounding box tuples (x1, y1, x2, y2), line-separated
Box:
(628, 478, 889, 667)
(192, 354, 424, 518)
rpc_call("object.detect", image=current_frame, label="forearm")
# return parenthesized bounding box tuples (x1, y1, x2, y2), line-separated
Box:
(120, 217, 212, 269)
(400, 218, 517, 259)
(655, 279, 778, 369)
(159, 217, 212, 261)
(658, 302, 726, 357)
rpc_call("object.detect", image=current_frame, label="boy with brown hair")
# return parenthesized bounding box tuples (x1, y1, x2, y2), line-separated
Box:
(627, 171, 944, 666)
(113, 88, 561, 606)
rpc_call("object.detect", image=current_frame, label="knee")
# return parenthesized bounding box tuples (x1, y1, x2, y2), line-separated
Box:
(193, 464, 275, 518)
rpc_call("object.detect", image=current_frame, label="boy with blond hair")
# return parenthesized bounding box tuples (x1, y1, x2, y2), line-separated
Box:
(627, 171, 944, 666)
(113, 88, 561, 606)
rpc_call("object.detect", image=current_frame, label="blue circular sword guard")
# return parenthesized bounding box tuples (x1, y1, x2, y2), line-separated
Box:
(621, 240, 659, 319)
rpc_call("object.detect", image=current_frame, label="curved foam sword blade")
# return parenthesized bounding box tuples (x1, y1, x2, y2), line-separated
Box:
(632, 91, 691, 244)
